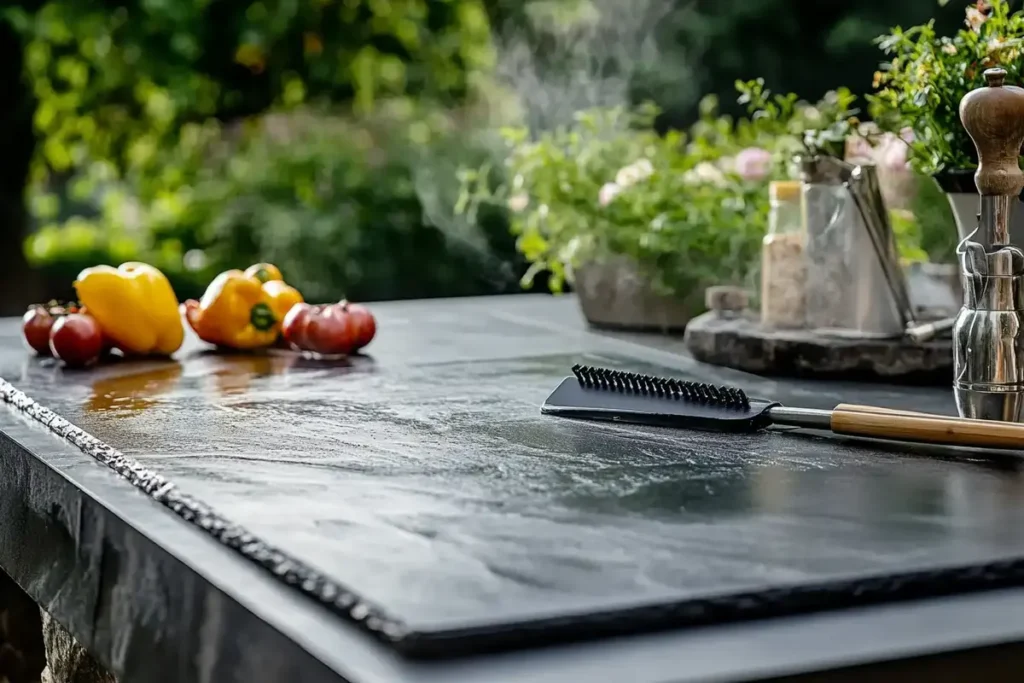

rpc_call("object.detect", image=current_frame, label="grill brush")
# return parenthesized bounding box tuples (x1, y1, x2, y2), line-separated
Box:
(540, 365, 1024, 450)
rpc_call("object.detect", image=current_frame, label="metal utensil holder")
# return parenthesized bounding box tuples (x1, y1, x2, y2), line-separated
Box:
(953, 243, 1024, 421)
(952, 67, 1024, 421)
(801, 156, 914, 338)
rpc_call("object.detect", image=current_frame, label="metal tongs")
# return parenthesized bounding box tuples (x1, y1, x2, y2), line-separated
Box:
(802, 155, 915, 337)
(841, 161, 916, 329)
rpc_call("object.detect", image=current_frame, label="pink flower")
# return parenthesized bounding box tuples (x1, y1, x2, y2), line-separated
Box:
(598, 182, 621, 207)
(877, 133, 910, 171)
(898, 127, 915, 144)
(845, 135, 874, 163)
(734, 147, 772, 181)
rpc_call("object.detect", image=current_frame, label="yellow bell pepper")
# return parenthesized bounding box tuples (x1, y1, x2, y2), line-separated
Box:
(244, 262, 283, 283)
(183, 269, 282, 350)
(262, 279, 304, 323)
(241, 263, 303, 338)
(74, 262, 185, 356)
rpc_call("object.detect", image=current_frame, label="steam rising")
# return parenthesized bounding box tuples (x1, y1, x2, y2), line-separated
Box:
(494, 0, 691, 131)
(416, 0, 695, 288)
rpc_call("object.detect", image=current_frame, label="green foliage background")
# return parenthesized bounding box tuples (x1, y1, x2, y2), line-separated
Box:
(0, 0, 974, 312)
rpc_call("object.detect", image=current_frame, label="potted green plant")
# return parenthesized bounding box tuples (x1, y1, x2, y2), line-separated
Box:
(869, 0, 1024, 246)
(456, 88, 856, 331)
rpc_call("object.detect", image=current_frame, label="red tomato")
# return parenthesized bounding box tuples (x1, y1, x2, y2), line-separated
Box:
(22, 306, 57, 356)
(49, 314, 104, 368)
(305, 304, 358, 355)
(282, 303, 314, 350)
(282, 302, 367, 356)
(78, 305, 116, 356)
(343, 302, 376, 351)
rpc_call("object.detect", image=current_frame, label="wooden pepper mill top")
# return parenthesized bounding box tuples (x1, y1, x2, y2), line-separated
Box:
(960, 68, 1024, 197)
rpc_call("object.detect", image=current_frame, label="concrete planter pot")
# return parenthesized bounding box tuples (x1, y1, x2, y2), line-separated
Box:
(935, 170, 1024, 245)
(573, 258, 700, 332)
(905, 261, 961, 319)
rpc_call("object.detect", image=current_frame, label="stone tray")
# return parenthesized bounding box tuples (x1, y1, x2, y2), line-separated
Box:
(683, 312, 953, 385)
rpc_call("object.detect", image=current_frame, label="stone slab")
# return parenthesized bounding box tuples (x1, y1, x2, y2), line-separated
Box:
(683, 311, 953, 384)
(4, 295, 1024, 682)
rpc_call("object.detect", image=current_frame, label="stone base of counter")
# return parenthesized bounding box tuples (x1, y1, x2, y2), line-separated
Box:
(683, 312, 952, 384)
(40, 611, 116, 683)
(0, 570, 46, 683)
(0, 570, 115, 683)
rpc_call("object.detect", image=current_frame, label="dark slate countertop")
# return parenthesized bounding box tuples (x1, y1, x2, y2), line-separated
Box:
(2, 294, 1024, 683)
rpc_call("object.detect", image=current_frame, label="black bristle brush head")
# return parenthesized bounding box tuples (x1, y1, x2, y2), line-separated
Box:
(542, 364, 778, 433)
(569, 364, 750, 409)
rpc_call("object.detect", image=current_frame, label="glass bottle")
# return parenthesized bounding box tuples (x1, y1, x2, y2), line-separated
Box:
(760, 180, 805, 328)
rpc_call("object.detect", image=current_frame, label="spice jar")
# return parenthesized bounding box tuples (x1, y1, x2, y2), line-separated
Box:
(760, 180, 805, 328)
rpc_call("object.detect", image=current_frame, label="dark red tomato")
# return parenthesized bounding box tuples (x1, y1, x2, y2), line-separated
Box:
(343, 302, 376, 351)
(79, 305, 116, 356)
(305, 304, 358, 356)
(22, 306, 57, 356)
(49, 313, 104, 368)
(281, 303, 314, 350)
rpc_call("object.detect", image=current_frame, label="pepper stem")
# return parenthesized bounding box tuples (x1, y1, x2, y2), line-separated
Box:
(250, 303, 276, 331)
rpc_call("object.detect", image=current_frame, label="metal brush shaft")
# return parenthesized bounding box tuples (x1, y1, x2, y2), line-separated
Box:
(766, 406, 832, 430)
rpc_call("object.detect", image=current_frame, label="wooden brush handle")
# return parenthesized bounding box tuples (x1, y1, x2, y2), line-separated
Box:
(840, 403, 1022, 424)
(838, 404, 957, 419)
(831, 403, 1024, 450)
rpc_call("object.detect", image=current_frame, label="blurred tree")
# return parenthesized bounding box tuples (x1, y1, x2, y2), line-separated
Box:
(0, 17, 41, 314)
(477, 0, 971, 131)
(2, 0, 497, 285)
(656, 0, 970, 127)
(177, 105, 526, 303)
